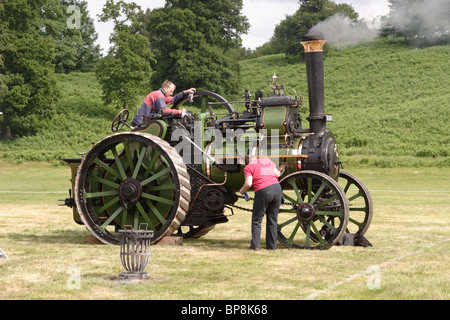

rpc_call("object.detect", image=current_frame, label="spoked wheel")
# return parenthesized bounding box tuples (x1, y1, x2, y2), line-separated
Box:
(172, 90, 236, 116)
(74, 132, 190, 245)
(278, 171, 349, 249)
(337, 171, 373, 236)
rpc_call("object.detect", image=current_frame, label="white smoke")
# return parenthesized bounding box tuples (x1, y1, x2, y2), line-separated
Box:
(310, 14, 379, 48)
(384, 0, 450, 38)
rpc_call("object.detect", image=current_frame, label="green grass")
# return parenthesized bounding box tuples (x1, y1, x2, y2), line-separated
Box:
(236, 40, 450, 167)
(0, 161, 449, 300)
(0, 39, 449, 167)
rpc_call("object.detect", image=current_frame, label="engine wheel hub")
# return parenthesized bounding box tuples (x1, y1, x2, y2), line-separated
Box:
(297, 203, 315, 221)
(119, 178, 142, 209)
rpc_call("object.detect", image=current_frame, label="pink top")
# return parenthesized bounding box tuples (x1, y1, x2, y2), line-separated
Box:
(243, 158, 279, 193)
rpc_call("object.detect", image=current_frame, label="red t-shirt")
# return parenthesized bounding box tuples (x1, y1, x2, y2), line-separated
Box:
(243, 158, 279, 193)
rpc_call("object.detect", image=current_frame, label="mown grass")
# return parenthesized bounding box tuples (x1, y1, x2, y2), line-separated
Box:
(0, 161, 449, 300)
(0, 39, 448, 167)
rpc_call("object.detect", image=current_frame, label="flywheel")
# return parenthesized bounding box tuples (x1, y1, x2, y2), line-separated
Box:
(74, 132, 190, 245)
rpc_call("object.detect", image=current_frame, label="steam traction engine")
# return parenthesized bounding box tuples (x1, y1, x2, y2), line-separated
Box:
(62, 33, 373, 249)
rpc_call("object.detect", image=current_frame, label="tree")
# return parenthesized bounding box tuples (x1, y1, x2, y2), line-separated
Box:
(272, 0, 358, 59)
(96, 0, 155, 109)
(381, 0, 450, 47)
(146, 0, 249, 95)
(40, 0, 101, 73)
(0, 0, 60, 138)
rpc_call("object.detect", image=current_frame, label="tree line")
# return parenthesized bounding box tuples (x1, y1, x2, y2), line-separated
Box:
(1, 0, 449, 138)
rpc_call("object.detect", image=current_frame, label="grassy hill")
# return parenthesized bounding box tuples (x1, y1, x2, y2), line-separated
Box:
(0, 39, 449, 167)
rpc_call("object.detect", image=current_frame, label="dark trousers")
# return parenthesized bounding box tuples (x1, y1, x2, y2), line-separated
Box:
(250, 183, 283, 249)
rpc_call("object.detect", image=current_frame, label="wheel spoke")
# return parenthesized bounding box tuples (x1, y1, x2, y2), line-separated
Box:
(306, 177, 312, 202)
(347, 190, 363, 202)
(316, 194, 338, 209)
(309, 180, 328, 204)
(146, 200, 167, 225)
(304, 222, 311, 247)
(85, 190, 118, 198)
(283, 193, 300, 205)
(97, 196, 120, 214)
(99, 206, 123, 231)
(287, 221, 301, 246)
(93, 158, 122, 180)
(144, 149, 159, 178)
(135, 202, 156, 231)
(290, 179, 304, 204)
(123, 141, 135, 173)
(278, 216, 298, 229)
(315, 209, 344, 218)
(310, 221, 327, 248)
(316, 215, 338, 233)
(92, 175, 119, 189)
(132, 145, 148, 179)
(147, 184, 176, 191)
(141, 192, 175, 205)
(141, 167, 172, 187)
(348, 217, 364, 230)
(111, 147, 127, 180)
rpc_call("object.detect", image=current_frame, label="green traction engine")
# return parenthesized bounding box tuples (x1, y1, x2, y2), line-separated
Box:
(62, 33, 373, 249)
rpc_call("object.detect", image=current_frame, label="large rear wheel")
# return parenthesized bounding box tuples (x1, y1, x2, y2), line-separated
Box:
(74, 132, 190, 245)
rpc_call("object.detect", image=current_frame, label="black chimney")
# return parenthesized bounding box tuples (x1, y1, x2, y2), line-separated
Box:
(301, 31, 327, 134)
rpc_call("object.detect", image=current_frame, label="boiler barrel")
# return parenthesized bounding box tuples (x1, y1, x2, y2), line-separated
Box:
(203, 138, 307, 192)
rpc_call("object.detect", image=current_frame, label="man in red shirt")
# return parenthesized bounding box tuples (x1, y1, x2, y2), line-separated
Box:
(132, 80, 196, 126)
(239, 155, 285, 250)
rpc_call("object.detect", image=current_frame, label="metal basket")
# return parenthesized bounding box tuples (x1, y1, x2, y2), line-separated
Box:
(118, 224, 153, 279)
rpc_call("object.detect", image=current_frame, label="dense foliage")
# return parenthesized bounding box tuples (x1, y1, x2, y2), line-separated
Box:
(0, 0, 60, 137)
(270, 0, 358, 60)
(0, 39, 448, 167)
(95, 0, 155, 110)
(146, 0, 249, 95)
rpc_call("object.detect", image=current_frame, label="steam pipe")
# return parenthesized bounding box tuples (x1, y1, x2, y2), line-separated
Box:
(301, 32, 327, 134)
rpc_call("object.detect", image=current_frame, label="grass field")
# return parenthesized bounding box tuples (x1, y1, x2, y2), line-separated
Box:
(0, 160, 448, 300)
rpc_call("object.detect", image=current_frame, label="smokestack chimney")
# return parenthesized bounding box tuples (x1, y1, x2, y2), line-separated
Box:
(301, 31, 327, 134)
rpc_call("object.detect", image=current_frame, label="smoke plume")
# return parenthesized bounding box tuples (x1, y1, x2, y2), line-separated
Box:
(384, 0, 450, 39)
(309, 14, 379, 48)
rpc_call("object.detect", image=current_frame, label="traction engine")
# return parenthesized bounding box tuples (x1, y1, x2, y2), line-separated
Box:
(62, 33, 373, 249)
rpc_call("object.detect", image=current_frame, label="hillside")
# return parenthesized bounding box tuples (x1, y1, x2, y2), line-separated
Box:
(0, 39, 449, 167)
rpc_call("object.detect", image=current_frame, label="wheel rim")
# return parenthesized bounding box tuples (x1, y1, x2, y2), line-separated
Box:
(74, 132, 190, 245)
(337, 171, 373, 236)
(278, 171, 349, 249)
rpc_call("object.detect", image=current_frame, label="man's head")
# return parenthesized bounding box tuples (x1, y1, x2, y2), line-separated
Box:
(161, 80, 176, 96)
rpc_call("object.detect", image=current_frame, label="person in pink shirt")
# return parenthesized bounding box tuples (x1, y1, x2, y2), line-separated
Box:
(239, 155, 285, 250)
(132, 80, 196, 126)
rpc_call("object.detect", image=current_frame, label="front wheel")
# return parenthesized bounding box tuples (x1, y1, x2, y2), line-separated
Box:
(277, 171, 349, 249)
